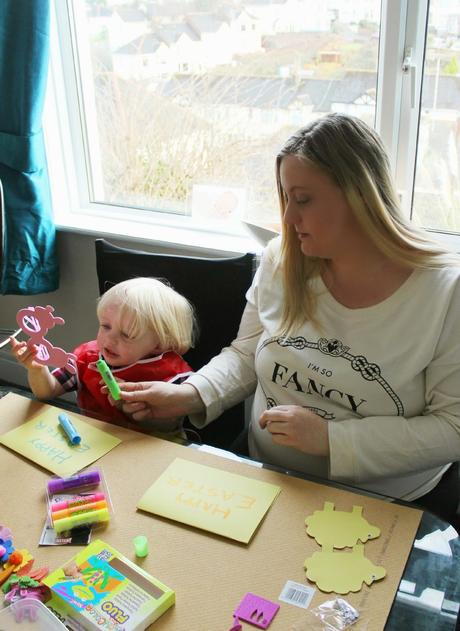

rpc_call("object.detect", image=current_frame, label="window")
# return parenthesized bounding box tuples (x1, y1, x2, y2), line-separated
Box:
(412, 0, 460, 234)
(46, 0, 460, 252)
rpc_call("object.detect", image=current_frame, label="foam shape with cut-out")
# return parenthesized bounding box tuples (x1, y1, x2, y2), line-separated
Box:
(16, 306, 77, 374)
(304, 543, 386, 594)
(305, 501, 380, 548)
(233, 592, 279, 629)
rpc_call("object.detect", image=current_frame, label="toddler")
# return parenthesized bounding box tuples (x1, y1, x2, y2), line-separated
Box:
(10, 278, 195, 431)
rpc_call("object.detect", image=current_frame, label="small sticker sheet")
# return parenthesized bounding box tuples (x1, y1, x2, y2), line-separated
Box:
(278, 580, 315, 609)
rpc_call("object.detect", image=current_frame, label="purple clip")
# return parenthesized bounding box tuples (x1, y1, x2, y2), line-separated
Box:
(234, 593, 280, 629)
(228, 616, 243, 631)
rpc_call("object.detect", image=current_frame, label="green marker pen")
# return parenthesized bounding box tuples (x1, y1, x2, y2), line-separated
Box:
(96, 358, 121, 401)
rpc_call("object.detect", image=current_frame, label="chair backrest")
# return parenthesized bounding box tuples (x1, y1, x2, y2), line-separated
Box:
(95, 238, 255, 371)
(94, 239, 256, 449)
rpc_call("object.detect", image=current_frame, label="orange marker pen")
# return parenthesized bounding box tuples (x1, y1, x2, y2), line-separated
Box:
(52, 500, 107, 523)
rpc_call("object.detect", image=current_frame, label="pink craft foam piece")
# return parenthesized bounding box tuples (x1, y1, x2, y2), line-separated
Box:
(0, 525, 12, 540)
(234, 593, 280, 629)
(15, 306, 77, 374)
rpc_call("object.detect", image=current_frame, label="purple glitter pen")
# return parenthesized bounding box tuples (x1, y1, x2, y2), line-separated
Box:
(47, 470, 101, 494)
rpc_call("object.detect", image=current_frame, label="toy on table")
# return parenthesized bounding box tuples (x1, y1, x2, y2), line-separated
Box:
(304, 543, 386, 594)
(58, 413, 81, 446)
(0, 525, 50, 606)
(96, 358, 122, 400)
(311, 598, 359, 628)
(133, 535, 149, 558)
(2, 574, 50, 604)
(0, 598, 66, 628)
(229, 593, 280, 630)
(0, 530, 14, 563)
(303, 502, 385, 594)
(15, 305, 77, 374)
(48, 469, 101, 494)
(47, 467, 112, 535)
(0, 559, 22, 587)
(51, 492, 105, 513)
(292, 598, 360, 631)
(0, 527, 24, 587)
(43, 539, 175, 631)
(305, 502, 380, 548)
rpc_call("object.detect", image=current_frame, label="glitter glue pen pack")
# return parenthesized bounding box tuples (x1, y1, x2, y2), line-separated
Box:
(43, 539, 175, 630)
(46, 466, 113, 535)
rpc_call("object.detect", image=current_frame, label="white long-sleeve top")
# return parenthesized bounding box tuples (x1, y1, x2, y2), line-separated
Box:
(187, 239, 460, 500)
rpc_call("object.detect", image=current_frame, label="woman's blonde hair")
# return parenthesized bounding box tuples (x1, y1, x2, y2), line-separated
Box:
(275, 113, 458, 333)
(97, 277, 196, 355)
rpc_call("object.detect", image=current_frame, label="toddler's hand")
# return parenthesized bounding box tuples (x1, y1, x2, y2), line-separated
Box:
(10, 337, 41, 370)
(100, 377, 125, 409)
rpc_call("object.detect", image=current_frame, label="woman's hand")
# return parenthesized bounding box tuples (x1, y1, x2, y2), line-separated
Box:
(259, 405, 330, 456)
(113, 381, 204, 422)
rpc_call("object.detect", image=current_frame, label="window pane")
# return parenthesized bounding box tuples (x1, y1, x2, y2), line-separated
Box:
(412, 0, 460, 233)
(74, 0, 381, 231)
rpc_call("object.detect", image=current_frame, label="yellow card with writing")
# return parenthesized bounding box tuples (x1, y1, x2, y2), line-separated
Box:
(137, 457, 281, 543)
(0, 410, 121, 476)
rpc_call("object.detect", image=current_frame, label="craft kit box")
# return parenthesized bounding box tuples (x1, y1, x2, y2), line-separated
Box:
(43, 539, 175, 631)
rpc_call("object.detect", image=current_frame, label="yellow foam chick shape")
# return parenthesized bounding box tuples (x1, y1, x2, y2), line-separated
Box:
(304, 543, 386, 594)
(305, 502, 380, 548)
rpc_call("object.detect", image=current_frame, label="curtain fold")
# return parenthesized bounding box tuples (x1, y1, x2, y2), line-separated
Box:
(0, 0, 59, 295)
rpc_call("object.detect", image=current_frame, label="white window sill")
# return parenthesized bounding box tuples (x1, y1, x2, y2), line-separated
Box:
(427, 229, 460, 254)
(55, 209, 277, 256)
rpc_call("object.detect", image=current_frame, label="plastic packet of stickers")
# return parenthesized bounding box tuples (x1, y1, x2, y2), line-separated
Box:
(291, 598, 365, 631)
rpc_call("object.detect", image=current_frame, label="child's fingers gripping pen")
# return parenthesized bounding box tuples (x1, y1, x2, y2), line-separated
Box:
(96, 358, 121, 401)
(100, 377, 126, 409)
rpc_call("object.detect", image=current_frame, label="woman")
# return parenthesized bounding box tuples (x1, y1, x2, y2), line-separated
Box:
(117, 114, 460, 520)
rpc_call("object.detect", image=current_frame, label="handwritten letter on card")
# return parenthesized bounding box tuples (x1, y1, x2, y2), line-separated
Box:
(0, 410, 121, 476)
(137, 458, 281, 543)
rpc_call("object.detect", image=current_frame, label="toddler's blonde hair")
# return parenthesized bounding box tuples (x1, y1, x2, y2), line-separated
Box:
(97, 277, 195, 355)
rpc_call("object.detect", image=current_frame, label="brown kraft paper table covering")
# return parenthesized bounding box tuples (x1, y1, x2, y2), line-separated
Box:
(0, 393, 422, 631)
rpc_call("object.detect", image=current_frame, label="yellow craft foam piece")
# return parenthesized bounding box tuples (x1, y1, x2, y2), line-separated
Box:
(4, 548, 33, 571)
(304, 543, 386, 594)
(305, 501, 380, 548)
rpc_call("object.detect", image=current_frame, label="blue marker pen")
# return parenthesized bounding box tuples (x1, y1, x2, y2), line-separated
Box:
(58, 413, 81, 445)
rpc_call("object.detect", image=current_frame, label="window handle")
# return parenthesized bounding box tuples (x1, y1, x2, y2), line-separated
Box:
(402, 46, 416, 108)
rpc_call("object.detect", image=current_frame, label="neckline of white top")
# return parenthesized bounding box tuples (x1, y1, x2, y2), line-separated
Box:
(314, 267, 422, 317)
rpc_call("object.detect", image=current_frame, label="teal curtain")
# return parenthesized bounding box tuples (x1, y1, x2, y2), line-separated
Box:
(0, 0, 59, 294)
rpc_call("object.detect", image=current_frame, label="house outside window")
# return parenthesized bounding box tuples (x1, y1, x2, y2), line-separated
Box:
(46, 0, 460, 250)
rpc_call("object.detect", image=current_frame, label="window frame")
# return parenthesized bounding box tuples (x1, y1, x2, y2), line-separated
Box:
(45, 0, 460, 255)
